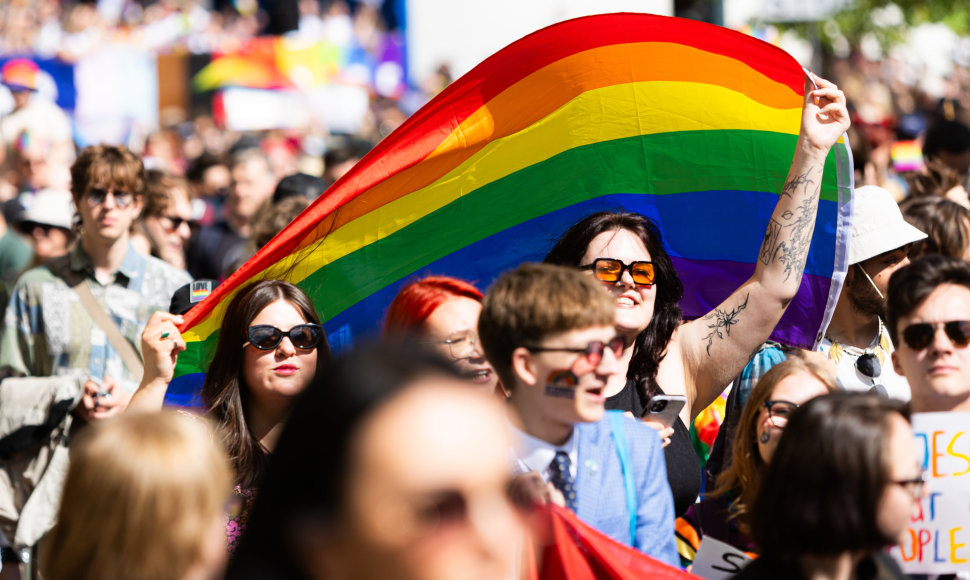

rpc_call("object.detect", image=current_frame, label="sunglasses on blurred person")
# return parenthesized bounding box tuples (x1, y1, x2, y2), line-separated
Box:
(85, 187, 134, 209)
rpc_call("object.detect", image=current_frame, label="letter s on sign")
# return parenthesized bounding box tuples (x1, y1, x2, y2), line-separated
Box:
(711, 553, 748, 573)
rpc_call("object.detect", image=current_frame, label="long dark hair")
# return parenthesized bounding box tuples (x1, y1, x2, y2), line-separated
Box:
(201, 279, 331, 488)
(545, 211, 683, 402)
(226, 343, 462, 579)
(751, 392, 909, 558)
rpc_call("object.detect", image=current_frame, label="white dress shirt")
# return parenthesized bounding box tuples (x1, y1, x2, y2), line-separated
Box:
(509, 422, 578, 480)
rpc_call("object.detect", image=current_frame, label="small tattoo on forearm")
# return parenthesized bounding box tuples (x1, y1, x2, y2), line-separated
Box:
(760, 219, 782, 265)
(702, 293, 750, 355)
(775, 189, 819, 280)
(781, 170, 815, 198)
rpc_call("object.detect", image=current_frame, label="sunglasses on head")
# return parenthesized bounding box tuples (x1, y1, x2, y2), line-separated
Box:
(245, 324, 323, 351)
(901, 320, 970, 351)
(85, 187, 134, 208)
(579, 258, 655, 286)
(526, 336, 626, 367)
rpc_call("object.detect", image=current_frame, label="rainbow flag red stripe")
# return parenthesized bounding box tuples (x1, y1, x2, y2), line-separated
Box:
(168, 13, 851, 402)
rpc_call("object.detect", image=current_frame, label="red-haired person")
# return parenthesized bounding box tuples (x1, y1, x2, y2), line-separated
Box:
(385, 276, 500, 395)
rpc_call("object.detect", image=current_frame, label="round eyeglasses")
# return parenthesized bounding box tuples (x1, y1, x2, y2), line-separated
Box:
(526, 336, 627, 368)
(762, 399, 799, 425)
(892, 471, 927, 501)
(423, 329, 481, 360)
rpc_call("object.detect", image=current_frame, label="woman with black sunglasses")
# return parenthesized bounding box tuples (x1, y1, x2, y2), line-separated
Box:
(544, 74, 850, 516)
(130, 279, 332, 553)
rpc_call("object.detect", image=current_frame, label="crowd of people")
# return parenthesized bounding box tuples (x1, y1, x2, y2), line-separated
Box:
(0, 3, 969, 580)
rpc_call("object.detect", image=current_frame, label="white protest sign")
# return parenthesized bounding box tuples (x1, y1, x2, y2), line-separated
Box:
(691, 536, 753, 579)
(888, 412, 970, 573)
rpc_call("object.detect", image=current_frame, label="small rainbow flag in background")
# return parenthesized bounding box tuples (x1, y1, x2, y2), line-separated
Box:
(168, 13, 852, 403)
(891, 140, 923, 173)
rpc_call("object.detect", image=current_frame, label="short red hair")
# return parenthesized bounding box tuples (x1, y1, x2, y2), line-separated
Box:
(384, 276, 484, 337)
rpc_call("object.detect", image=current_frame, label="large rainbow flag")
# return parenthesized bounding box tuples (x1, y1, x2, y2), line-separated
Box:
(168, 13, 852, 403)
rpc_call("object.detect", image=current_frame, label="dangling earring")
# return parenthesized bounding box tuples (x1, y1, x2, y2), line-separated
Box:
(759, 431, 770, 444)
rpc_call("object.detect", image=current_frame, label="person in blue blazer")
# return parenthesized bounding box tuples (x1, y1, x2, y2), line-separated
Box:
(478, 262, 678, 566)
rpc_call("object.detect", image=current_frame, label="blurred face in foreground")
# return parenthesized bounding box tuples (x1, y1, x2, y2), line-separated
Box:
(309, 381, 525, 580)
(876, 412, 924, 544)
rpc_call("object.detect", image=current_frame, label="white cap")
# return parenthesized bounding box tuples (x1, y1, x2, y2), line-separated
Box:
(848, 186, 927, 265)
(19, 188, 75, 231)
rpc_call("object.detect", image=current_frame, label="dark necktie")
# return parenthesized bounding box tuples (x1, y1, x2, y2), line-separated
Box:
(549, 451, 578, 512)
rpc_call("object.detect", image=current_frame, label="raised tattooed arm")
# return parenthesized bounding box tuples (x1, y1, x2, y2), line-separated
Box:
(674, 73, 850, 420)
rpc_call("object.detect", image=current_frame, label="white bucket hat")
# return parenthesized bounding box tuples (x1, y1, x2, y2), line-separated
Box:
(18, 188, 75, 231)
(848, 185, 927, 265)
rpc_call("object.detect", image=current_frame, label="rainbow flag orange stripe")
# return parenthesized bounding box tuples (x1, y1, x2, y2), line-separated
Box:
(168, 13, 851, 404)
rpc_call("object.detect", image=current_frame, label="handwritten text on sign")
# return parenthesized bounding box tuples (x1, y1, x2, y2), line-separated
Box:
(692, 536, 753, 580)
(889, 412, 970, 574)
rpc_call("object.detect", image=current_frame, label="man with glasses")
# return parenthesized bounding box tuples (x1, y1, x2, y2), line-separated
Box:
(0, 145, 191, 568)
(478, 263, 677, 565)
(888, 254, 970, 413)
(0, 145, 191, 418)
(818, 185, 926, 399)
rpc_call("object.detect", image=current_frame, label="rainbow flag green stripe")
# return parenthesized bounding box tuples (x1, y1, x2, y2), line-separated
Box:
(300, 130, 841, 320)
(169, 13, 851, 399)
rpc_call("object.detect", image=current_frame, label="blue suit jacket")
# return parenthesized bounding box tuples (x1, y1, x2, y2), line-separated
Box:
(573, 415, 678, 566)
